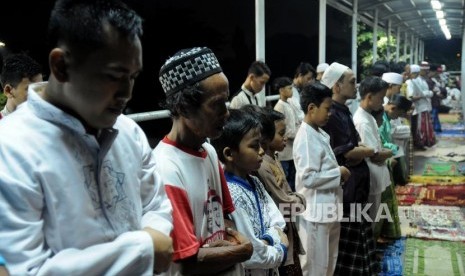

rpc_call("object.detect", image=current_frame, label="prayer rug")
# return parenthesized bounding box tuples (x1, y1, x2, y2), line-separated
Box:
(403, 238, 465, 276)
(413, 140, 465, 162)
(436, 130, 465, 139)
(398, 205, 465, 241)
(408, 175, 465, 185)
(423, 162, 459, 176)
(396, 184, 465, 206)
(440, 123, 465, 132)
(380, 238, 406, 276)
(439, 113, 461, 124)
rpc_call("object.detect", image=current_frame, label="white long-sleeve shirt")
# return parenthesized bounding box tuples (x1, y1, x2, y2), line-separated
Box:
(353, 107, 391, 195)
(293, 122, 343, 222)
(0, 83, 173, 275)
(229, 85, 265, 109)
(274, 99, 300, 161)
(289, 86, 305, 122)
(407, 77, 432, 114)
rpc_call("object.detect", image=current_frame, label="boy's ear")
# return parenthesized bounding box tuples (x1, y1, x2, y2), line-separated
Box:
(49, 48, 69, 82)
(307, 103, 316, 113)
(366, 92, 373, 100)
(3, 84, 14, 98)
(223, 147, 234, 162)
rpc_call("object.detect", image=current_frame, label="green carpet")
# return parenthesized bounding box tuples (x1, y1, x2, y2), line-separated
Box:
(404, 238, 465, 275)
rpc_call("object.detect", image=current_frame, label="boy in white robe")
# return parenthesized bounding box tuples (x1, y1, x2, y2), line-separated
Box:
(353, 76, 393, 228)
(293, 82, 351, 276)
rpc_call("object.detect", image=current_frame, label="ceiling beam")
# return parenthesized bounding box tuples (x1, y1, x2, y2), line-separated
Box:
(327, 0, 463, 39)
(359, 0, 401, 11)
(382, 5, 464, 20)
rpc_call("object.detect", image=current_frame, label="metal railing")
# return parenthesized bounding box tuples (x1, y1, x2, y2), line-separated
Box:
(127, 94, 280, 122)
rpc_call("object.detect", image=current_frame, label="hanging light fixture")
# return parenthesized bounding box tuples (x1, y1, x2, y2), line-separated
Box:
(431, 0, 442, 10)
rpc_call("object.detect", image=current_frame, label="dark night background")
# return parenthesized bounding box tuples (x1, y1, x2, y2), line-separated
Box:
(0, 0, 461, 142)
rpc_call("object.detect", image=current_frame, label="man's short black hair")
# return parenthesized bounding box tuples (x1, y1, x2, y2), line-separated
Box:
(359, 76, 389, 99)
(1, 53, 42, 90)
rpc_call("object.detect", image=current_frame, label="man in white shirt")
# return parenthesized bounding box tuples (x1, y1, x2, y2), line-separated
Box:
(407, 63, 436, 149)
(289, 62, 316, 123)
(353, 77, 393, 229)
(0, 1, 173, 274)
(229, 61, 271, 108)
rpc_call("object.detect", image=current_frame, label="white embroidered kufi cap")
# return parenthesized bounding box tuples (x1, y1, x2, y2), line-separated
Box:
(382, 72, 403, 85)
(320, 62, 349, 89)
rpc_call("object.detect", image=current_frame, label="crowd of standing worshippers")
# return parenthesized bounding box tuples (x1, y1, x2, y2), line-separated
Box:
(0, 0, 461, 276)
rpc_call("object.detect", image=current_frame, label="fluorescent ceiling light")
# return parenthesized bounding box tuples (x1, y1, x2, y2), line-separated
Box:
(436, 10, 444, 19)
(431, 0, 442, 10)
(439, 18, 447, 26)
(444, 30, 451, 39)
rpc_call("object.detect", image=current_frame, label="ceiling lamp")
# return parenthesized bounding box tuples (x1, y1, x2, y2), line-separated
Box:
(436, 10, 444, 19)
(431, 0, 442, 10)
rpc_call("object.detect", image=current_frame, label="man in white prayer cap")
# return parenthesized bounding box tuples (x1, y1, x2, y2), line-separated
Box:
(382, 72, 404, 105)
(316, 62, 329, 81)
(320, 62, 358, 113)
(410, 64, 420, 73)
(382, 72, 412, 180)
(320, 62, 380, 275)
(407, 63, 436, 150)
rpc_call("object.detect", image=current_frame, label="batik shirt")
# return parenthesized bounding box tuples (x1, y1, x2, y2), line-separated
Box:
(226, 173, 287, 276)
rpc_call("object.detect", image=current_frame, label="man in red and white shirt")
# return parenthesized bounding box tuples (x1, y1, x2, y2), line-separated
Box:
(155, 47, 253, 276)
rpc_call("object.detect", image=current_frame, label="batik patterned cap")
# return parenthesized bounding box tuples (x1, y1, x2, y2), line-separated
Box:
(159, 47, 222, 95)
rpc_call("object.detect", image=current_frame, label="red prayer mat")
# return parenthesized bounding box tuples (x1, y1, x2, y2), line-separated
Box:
(396, 184, 465, 206)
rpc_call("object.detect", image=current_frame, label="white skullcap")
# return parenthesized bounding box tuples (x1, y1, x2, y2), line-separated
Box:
(410, 64, 420, 73)
(420, 61, 430, 70)
(321, 62, 349, 89)
(382, 72, 403, 85)
(316, 63, 329, 73)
